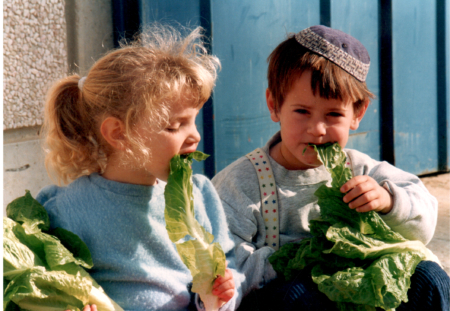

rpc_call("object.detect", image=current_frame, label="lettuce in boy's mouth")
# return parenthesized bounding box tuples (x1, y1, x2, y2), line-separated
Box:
(302, 142, 335, 155)
(270, 142, 439, 311)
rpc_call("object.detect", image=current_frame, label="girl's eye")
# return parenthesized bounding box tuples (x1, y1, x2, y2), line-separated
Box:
(166, 127, 180, 133)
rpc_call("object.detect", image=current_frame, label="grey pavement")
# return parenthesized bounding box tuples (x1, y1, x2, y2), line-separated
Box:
(420, 173, 450, 275)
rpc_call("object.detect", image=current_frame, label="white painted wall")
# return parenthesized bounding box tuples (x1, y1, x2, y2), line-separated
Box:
(3, 127, 53, 214)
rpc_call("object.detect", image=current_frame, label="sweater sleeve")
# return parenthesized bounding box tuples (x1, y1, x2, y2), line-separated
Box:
(36, 184, 72, 231)
(211, 159, 277, 296)
(346, 149, 438, 244)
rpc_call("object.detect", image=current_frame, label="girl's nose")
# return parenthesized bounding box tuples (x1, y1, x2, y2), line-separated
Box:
(187, 124, 201, 144)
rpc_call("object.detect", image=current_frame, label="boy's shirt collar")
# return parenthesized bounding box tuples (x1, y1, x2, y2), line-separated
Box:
(263, 131, 330, 186)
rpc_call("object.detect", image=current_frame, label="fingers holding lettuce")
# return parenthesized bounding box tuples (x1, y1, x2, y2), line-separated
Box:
(341, 175, 394, 214)
(212, 267, 235, 306)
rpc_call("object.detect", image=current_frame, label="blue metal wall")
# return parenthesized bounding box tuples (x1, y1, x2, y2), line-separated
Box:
(392, 0, 441, 174)
(117, 0, 449, 177)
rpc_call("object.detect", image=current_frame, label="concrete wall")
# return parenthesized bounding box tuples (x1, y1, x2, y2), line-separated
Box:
(4, 0, 67, 130)
(3, 0, 114, 214)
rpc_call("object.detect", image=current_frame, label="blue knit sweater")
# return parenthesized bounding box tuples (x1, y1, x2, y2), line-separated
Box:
(36, 173, 242, 311)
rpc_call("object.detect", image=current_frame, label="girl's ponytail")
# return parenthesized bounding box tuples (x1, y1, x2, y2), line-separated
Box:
(43, 75, 106, 185)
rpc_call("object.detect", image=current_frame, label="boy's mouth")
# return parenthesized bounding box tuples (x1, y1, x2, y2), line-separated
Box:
(303, 142, 337, 155)
(307, 142, 336, 147)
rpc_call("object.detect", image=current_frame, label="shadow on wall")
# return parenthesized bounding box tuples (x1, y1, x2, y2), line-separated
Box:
(3, 127, 54, 216)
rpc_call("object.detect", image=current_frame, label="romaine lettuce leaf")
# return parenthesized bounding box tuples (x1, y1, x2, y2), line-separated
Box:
(6, 190, 50, 234)
(312, 251, 423, 309)
(269, 143, 435, 310)
(3, 191, 123, 311)
(164, 151, 226, 311)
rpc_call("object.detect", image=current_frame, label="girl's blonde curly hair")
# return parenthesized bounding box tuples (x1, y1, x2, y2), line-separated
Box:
(42, 24, 220, 185)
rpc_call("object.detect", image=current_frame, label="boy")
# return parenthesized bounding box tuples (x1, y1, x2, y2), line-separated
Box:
(212, 25, 449, 310)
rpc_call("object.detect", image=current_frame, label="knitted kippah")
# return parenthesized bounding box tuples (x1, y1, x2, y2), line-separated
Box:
(295, 25, 370, 82)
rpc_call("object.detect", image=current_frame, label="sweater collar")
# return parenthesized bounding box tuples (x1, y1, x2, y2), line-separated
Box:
(262, 131, 330, 186)
(89, 173, 166, 197)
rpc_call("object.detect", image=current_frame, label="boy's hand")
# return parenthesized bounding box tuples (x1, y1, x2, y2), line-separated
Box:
(340, 175, 393, 214)
(212, 268, 235, 307)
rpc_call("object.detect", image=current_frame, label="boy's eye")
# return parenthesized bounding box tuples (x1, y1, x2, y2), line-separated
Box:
(328, 112, 343, 117)
(295, 109, 308, 114)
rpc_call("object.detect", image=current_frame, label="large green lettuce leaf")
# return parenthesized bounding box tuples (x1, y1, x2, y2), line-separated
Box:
(6, 190, 50, 234)
(164, 151, 226, 311)
(269, 143, 436, 311)
(3, 191, 123, 311)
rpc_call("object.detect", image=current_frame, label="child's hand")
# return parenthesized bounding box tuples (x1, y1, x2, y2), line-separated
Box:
(340, 175, 393, 214)
(212, 268, 235, 307)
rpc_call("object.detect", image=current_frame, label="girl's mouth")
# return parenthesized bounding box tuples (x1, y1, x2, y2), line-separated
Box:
(180, 149, 197, 155)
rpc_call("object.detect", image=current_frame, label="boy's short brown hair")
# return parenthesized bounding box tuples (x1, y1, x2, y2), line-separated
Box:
(267, 35, 375, 112)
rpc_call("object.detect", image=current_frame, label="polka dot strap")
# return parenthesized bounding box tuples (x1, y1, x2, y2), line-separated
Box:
(246, 148, 280, 250)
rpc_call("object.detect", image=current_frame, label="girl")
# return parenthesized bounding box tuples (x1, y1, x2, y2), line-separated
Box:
(37, 25, 241, 311)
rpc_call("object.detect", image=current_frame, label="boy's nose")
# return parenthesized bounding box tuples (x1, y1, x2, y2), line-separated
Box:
(307, 121, 327, 136)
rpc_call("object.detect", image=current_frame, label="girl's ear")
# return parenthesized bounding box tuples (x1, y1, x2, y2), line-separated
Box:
(350, 99, 370, 130)
(100, 117, 127, 150)
(266, 89, 280, 122)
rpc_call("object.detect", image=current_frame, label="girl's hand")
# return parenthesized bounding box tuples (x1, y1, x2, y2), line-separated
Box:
(66, 305, 97, 311)
(340, 175, 393, 214)
(212, 268, 235, 307)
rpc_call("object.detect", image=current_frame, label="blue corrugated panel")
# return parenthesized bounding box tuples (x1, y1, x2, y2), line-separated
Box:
(331, 0, 381, 161)
(392, 0, 439, 175)
(211, 0, 321, 173)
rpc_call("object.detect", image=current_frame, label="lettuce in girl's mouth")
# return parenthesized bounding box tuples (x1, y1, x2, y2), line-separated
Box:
(164, 151, 226, 311)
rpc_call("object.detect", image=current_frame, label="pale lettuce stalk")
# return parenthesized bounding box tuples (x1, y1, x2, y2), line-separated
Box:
(164, 152, 226, 311)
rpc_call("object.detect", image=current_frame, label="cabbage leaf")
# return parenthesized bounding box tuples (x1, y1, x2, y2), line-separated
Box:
(269, 143, 438, 311)
(3, 190, 123, 311)
(164, 151, 226, 311)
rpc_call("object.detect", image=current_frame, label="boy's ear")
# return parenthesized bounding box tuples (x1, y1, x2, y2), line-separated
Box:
(350, 99, 370, 130)
(266, 89, 280, 122)
(100, 117, 127, 150)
